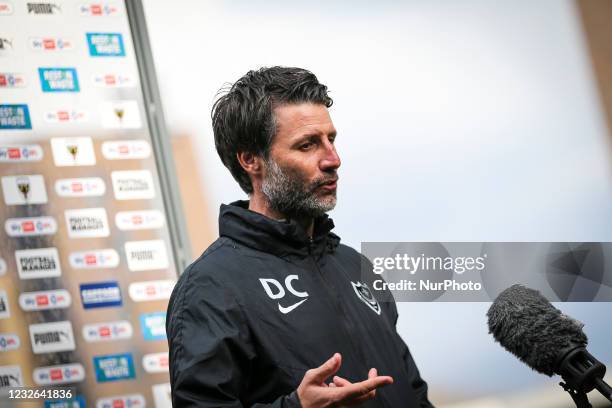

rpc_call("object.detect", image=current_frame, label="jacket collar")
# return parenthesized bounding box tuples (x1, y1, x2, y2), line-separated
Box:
(218, 200, 340, 258)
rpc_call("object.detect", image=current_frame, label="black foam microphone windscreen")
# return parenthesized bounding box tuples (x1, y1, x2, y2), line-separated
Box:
(487, 284, 587, 376)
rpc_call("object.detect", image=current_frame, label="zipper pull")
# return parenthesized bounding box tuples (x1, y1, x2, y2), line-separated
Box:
(308, 237, 314, 254)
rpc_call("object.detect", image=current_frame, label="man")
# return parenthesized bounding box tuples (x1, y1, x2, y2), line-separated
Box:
(167, 67, 432, 407)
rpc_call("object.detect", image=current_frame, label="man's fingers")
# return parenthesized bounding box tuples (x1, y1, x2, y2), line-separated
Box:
(333, 369, 378, 387)
(305, 353, 342, 384)
(329, 374, 376, 406)
(333, 375, 351, 387)
(330, 375, 393, 402)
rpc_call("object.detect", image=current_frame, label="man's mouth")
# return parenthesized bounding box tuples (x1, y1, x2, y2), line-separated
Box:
(318, 178, 338, 191)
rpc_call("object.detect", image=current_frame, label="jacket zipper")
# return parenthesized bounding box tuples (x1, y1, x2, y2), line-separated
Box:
(308, 239, 386, 407)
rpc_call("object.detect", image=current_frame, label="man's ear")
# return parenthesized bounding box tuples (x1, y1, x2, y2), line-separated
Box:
(236, 151, 264, 177)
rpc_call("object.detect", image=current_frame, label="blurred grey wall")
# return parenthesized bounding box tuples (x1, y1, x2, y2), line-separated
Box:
(144, 0, 612, 403)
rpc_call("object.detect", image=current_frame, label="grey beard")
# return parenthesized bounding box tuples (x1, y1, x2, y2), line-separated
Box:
(261, 159, 336, 218)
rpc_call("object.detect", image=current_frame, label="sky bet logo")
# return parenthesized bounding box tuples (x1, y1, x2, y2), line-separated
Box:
(102, 140, 151, 160)
(19, 289, 71, 311)
(33, 363, 85, 385)
(5, 216, 57, 237)
(142, 352, 169, 373)
(93, 73, 135, 88)
(0, 2, 14, 15)
(96, 394, 145, 408)
(116, 210, 164, 231)
(0, 73, 25, 88)
(82, 321, 132, 342)
(69, 249, 119, 270)
(128, 280, 174, 302)
(0, 334, 20, 352)
(45, 109, 87, 123)
(79, 3, 119, 16)
(30, 37, 73, 51)
(55, 177, 105, 197)
(0, 145, 42, 162)
(259, 275, 309, 314)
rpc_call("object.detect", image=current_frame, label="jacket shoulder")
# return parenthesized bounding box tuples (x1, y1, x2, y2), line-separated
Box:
(166, 236, 245, 339)
(335, 242, 359, 256)
(334, 242, 369, 268)
(167, 237, 238, 321)
(180, 237, 239, 282)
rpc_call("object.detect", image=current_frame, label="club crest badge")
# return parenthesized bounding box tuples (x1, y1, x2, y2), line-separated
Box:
(351, 281, 381, 315)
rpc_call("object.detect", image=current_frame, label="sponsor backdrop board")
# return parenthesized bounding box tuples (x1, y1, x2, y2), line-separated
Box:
(0, 1, 189, 407)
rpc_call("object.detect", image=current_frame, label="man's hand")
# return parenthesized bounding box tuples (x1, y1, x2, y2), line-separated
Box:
(296, 353, 393, 407)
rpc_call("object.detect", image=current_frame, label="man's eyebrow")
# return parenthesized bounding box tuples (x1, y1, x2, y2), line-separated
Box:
(295, 130, 337, 140)
(293, 132, 322, 141)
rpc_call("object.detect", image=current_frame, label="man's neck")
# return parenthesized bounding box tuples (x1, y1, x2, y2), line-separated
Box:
(248, 193, 314, 238)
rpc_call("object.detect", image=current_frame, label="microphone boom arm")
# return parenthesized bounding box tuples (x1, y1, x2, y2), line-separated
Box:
(557, 345, 612, 406)
(560, 382, 592, 408)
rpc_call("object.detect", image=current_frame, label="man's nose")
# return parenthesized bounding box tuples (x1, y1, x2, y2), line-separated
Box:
(320, 142, 341, 171)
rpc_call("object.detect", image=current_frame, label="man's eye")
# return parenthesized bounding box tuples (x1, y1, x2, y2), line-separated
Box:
(299, 142, 314, 150)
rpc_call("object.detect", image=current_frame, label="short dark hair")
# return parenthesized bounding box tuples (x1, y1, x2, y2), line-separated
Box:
(211, 66, 333, 194)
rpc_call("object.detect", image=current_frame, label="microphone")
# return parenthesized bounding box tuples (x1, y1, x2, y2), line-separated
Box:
(487, 284, 612, 406)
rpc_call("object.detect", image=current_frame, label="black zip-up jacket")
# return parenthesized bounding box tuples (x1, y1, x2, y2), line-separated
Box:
(167, 201, 433, 407)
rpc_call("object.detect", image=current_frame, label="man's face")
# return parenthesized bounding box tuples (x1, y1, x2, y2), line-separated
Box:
(261, 102, 340, 218)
